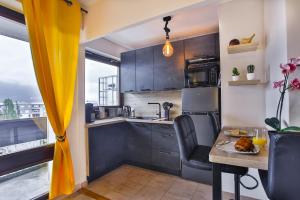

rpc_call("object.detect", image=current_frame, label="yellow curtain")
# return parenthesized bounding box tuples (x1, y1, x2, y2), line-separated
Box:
(21, 0, 81, 199)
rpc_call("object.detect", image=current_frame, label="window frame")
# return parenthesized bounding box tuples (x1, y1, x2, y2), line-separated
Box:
(85, 50, 121, 107)
(0, 5, 52, 200)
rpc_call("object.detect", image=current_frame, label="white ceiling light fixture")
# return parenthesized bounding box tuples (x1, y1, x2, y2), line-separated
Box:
(162, 16, 174, 58)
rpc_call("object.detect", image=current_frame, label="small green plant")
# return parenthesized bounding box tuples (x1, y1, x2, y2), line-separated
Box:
(232, 67, 240, 76)
(247, 64, 255, 73)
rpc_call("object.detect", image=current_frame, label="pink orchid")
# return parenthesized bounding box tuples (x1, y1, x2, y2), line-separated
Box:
(280, 64, 290, 74)
(280, 62, 297, 74)
(290, 78, 300, 90)
(289, 57, 300, 66)
(273, 80, 284, 88)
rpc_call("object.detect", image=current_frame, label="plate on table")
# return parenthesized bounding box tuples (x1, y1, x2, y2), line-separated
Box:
(224, 129, 255, 137)
(216, 141, 260, 155)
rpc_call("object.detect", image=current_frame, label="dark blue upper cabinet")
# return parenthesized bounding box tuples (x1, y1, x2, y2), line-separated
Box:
(120, 50, 136, 93)
(136, 47, 154, 92)
(184, 33, 219, 59)
(153, 40, 185, 91)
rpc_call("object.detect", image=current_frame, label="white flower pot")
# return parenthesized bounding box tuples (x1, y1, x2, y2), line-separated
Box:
(247, 73, 255, 80)
(232, 75, 240, 81)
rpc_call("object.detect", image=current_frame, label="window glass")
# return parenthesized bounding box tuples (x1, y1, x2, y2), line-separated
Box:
(85, 57, 119, 106)
(0, 13, 54, 200)
(0, 161, 52, 200)
(0, 19, 55, 157)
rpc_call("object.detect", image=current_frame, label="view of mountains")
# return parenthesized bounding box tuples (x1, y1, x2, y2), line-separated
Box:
(0, 81, 42, 103)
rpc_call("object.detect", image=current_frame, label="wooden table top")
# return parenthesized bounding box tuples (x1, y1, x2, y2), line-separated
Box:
(209, 127, 269, 170)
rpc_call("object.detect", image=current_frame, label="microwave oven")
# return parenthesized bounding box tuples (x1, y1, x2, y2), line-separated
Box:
(184, 57, 220, 88)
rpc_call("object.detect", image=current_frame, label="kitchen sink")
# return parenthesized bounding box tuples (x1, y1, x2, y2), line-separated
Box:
(128, 116, 172, 121)
(129, 116, 159, 120)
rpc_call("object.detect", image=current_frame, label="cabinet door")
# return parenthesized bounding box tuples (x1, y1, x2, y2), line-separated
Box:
(136, 47, 154, 92)
(152, 149, 180, 171)
(120, 50, 136, 92)
(88, 123, 127, 181)
(184, 33, 219, 59)
(127, 123, 152, 165)
(154, 41, 185, 91)
(151, 124, 179, 152)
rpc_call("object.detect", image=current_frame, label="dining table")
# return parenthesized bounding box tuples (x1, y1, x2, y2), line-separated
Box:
(209, 127, 269, 200)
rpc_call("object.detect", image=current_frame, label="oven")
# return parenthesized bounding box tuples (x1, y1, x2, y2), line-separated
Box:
(184, 57, 220, 88)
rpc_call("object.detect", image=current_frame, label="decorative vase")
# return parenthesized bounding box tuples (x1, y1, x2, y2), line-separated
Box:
(247, 73, 255, 80)
(232, 75, 240, 81)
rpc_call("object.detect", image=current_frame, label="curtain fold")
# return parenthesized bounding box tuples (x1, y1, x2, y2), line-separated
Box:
(21, 0, 81, 199)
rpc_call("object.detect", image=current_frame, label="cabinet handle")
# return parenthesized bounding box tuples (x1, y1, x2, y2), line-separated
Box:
(162, 133, 173, 138)
(125, 90, 134, 92)
(164, 87, 177, 90)
(159, 151, 172, 155)
(141, 89, 151, 91)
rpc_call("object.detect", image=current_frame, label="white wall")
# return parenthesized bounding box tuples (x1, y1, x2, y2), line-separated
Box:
(67, 46, 87, 186)
(264, 0, 288, 126)
(286, 0, 300, 126)
(85, 38, 129, 60)
(218, 0, 267, 199)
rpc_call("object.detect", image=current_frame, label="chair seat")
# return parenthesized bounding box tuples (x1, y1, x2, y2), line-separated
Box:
(184, 145, 212, 170)
(183, 145, 248, 175)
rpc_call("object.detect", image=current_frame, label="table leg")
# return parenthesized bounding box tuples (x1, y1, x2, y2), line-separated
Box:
(213, 163, 222, 200)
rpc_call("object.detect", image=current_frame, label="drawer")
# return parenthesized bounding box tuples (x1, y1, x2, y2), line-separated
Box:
(152, 149, 180, 171)
(127, 144, 152, 165)
(152, 124, 179, 152)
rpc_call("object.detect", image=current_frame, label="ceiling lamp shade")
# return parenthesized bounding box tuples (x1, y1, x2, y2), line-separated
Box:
(163, 39, 174, 57)
(162, 16, 174, 57)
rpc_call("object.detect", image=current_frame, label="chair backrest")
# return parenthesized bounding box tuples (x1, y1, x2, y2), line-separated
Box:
(174, 115, 198, 162)
(268, 132, 300, 200)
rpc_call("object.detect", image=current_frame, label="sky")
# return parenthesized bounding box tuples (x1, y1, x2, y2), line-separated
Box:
(85, 58, 118, 104)
(0, 34, 42, 103)
(0, 34, 118, 105)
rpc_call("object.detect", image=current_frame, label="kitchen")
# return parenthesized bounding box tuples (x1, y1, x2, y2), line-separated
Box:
(76, 0, 300, 200)
(82, 1, 267, 200)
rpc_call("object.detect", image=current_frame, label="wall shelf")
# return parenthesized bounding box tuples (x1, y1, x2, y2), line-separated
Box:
(228, 79, 261, 86)
(227, 42, 259, 54)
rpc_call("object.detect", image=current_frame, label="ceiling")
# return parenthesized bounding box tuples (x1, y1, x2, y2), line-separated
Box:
(104, 2, 219, 50)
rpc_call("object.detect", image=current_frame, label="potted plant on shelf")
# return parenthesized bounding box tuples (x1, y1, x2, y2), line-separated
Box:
(265, 57, 300, 132)
(247, 64, 255, 80)
(232, 67, 240, 81)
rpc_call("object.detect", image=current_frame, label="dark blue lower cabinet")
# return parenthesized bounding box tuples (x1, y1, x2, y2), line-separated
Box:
(88, 122, 180, 181)
(151, 124, 180, 175)
(88, 123, 127, 182)
(126, 123, 152, 166)
(151, 149, 180, 174)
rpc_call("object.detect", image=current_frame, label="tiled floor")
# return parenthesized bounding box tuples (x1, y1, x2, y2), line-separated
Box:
(67, 165, 257, 200)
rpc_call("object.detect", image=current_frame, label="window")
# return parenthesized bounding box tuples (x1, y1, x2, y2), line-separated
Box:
(0, 6, 54, 200)
(85, 51, 120, 106)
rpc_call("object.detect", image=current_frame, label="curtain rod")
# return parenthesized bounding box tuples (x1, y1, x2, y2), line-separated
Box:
(64, 0, 88, 14)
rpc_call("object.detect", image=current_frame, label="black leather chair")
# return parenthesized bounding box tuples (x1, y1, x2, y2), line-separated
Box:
(174, 115, 248, 200)
(259, 132, 300, 200)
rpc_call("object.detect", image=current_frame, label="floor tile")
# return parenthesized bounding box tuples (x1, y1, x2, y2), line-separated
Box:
(64, 193, 95, 200)
(146, 173, 176, 191)
(133, 185, 165, 200)
(113, 179, 144, 197)
(166, 178, 198, 199)
(104, 190, 131, 200)
(161, 192, 191, 200)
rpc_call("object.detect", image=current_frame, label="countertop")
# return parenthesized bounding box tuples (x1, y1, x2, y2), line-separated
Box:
(86, 117, 174, 128)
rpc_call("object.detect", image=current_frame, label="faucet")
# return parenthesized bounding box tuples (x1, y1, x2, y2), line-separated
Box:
(148, 102, 161, 118)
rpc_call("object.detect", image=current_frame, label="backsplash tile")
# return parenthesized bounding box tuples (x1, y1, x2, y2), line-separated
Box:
(123, 90, 182, 120)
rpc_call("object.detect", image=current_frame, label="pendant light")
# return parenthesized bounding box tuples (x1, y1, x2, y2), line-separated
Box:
(162, 16, 174, 57)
